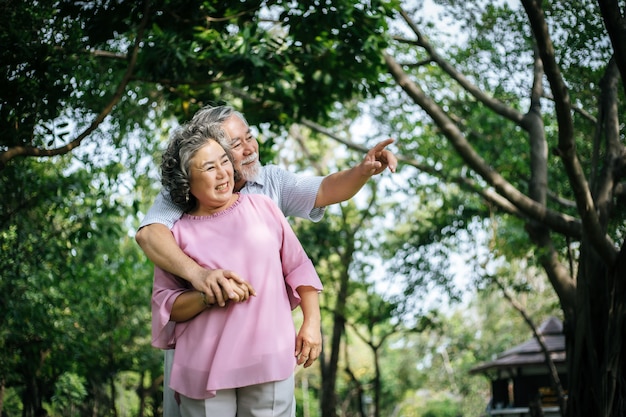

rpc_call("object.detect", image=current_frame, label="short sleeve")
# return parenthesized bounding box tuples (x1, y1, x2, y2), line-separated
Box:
(257, 197, 323, 309)
(151, 267, 190, 349)
(138, 189, 185, 230)
(257, 166, 326, 222)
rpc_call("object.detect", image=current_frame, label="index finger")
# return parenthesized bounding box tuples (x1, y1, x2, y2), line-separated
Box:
(370, 138, 394, 153)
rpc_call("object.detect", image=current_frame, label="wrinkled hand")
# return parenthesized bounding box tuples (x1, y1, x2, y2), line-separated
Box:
(360, 138, 397, 176)
(189, 269, 255, 307)
(229, 278, 255, 303)
(295, 321, 322, 368)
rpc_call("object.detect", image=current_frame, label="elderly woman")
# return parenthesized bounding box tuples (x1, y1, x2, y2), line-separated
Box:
(151, 123, 323, 417)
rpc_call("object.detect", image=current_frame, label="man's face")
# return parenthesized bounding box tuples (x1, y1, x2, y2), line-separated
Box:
(221, 114, 260, 182)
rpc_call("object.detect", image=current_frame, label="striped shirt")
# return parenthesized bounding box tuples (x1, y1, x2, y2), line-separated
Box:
(139, 164, 326, 229)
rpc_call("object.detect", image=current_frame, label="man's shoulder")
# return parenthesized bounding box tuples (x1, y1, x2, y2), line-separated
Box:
(259, 164, 288, 175)
(241, 192, 272, 202)
(254, 164, 294, 184)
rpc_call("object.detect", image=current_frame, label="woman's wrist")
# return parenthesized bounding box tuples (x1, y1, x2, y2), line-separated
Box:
(200, 291, 212, 308)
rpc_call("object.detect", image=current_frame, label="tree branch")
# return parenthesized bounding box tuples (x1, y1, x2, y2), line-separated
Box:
(0, 0, 151, 169)
(383, 51, 582, 239)
(592, 58, 622, 228)
(597, 0, 626, 97)
(300, 118, 528, 219)
(522, 0, 617, 264)
(397, 7, 525, 124)
(492, 276, 567, 417)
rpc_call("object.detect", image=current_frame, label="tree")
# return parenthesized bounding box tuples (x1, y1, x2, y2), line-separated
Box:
(5, 0, 626, 415)
(1, 0, 393, 169)
(2, 1, 393, 413)
(377, 1, 626, 416)
(0, 151, 159, 416)
(292, 161, 380, 416)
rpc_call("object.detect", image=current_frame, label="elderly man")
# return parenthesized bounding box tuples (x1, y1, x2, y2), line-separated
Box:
(137, 105, 396, 303)
(136, 105, 396, 417)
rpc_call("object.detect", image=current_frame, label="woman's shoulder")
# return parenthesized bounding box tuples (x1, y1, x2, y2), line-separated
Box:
(241, 193, 283, 215)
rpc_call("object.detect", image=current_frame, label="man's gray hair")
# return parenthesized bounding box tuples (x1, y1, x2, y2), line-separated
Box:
(190, 105, 249, 128)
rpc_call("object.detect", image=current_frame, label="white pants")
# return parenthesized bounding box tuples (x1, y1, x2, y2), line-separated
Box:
(179, 375, 295, 417)
(163, 350, 296, 417)
(163, 350, 181, 417)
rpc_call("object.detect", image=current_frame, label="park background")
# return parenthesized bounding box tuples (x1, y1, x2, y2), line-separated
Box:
(2, 0, 626, 416)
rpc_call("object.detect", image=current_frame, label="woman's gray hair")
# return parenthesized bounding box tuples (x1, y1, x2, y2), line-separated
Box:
(160, 122, 239, 212)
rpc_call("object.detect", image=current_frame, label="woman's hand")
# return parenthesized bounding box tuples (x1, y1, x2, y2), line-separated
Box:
(193, 270, 256, 306)
(229, 277, 256, 302)
(295, 285, 321, 367)
(295, 320, 322, 368)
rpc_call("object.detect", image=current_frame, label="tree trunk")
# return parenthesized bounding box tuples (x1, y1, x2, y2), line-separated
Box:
(567, 240, 626, 417)
(109, 375, 118, 417)
(20, 376, 40, 417)
(320, 234, 355, 417)
(320, 271, 348, 417)
(0, 377, 4, 417)
(372, 348, 381, 417)
(137, 371, 146, 417)
(18, 342, 48, 417)
(344, 365, 367, 417)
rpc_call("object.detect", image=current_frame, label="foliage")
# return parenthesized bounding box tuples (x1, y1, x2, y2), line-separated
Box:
(2, 0, 399, 414)
(0, 154, 159, 416)
(3, 0, 625, 416)
(371, 1, 626, 414)
(48, 372, 87, 417)
(1, 0, 397, 169)
(421, 397, 460, 417)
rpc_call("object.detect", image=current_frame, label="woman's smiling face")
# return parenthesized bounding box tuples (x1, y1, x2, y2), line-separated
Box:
(188, 139, 236, 215)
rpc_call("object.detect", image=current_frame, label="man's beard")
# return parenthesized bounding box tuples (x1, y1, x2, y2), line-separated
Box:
(239, 154, 261, 181)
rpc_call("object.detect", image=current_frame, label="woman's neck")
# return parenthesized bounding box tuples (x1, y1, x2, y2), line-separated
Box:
(189, 193, 239, 216)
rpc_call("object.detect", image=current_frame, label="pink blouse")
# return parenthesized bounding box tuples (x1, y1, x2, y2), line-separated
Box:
(151, 194, 323, 400)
